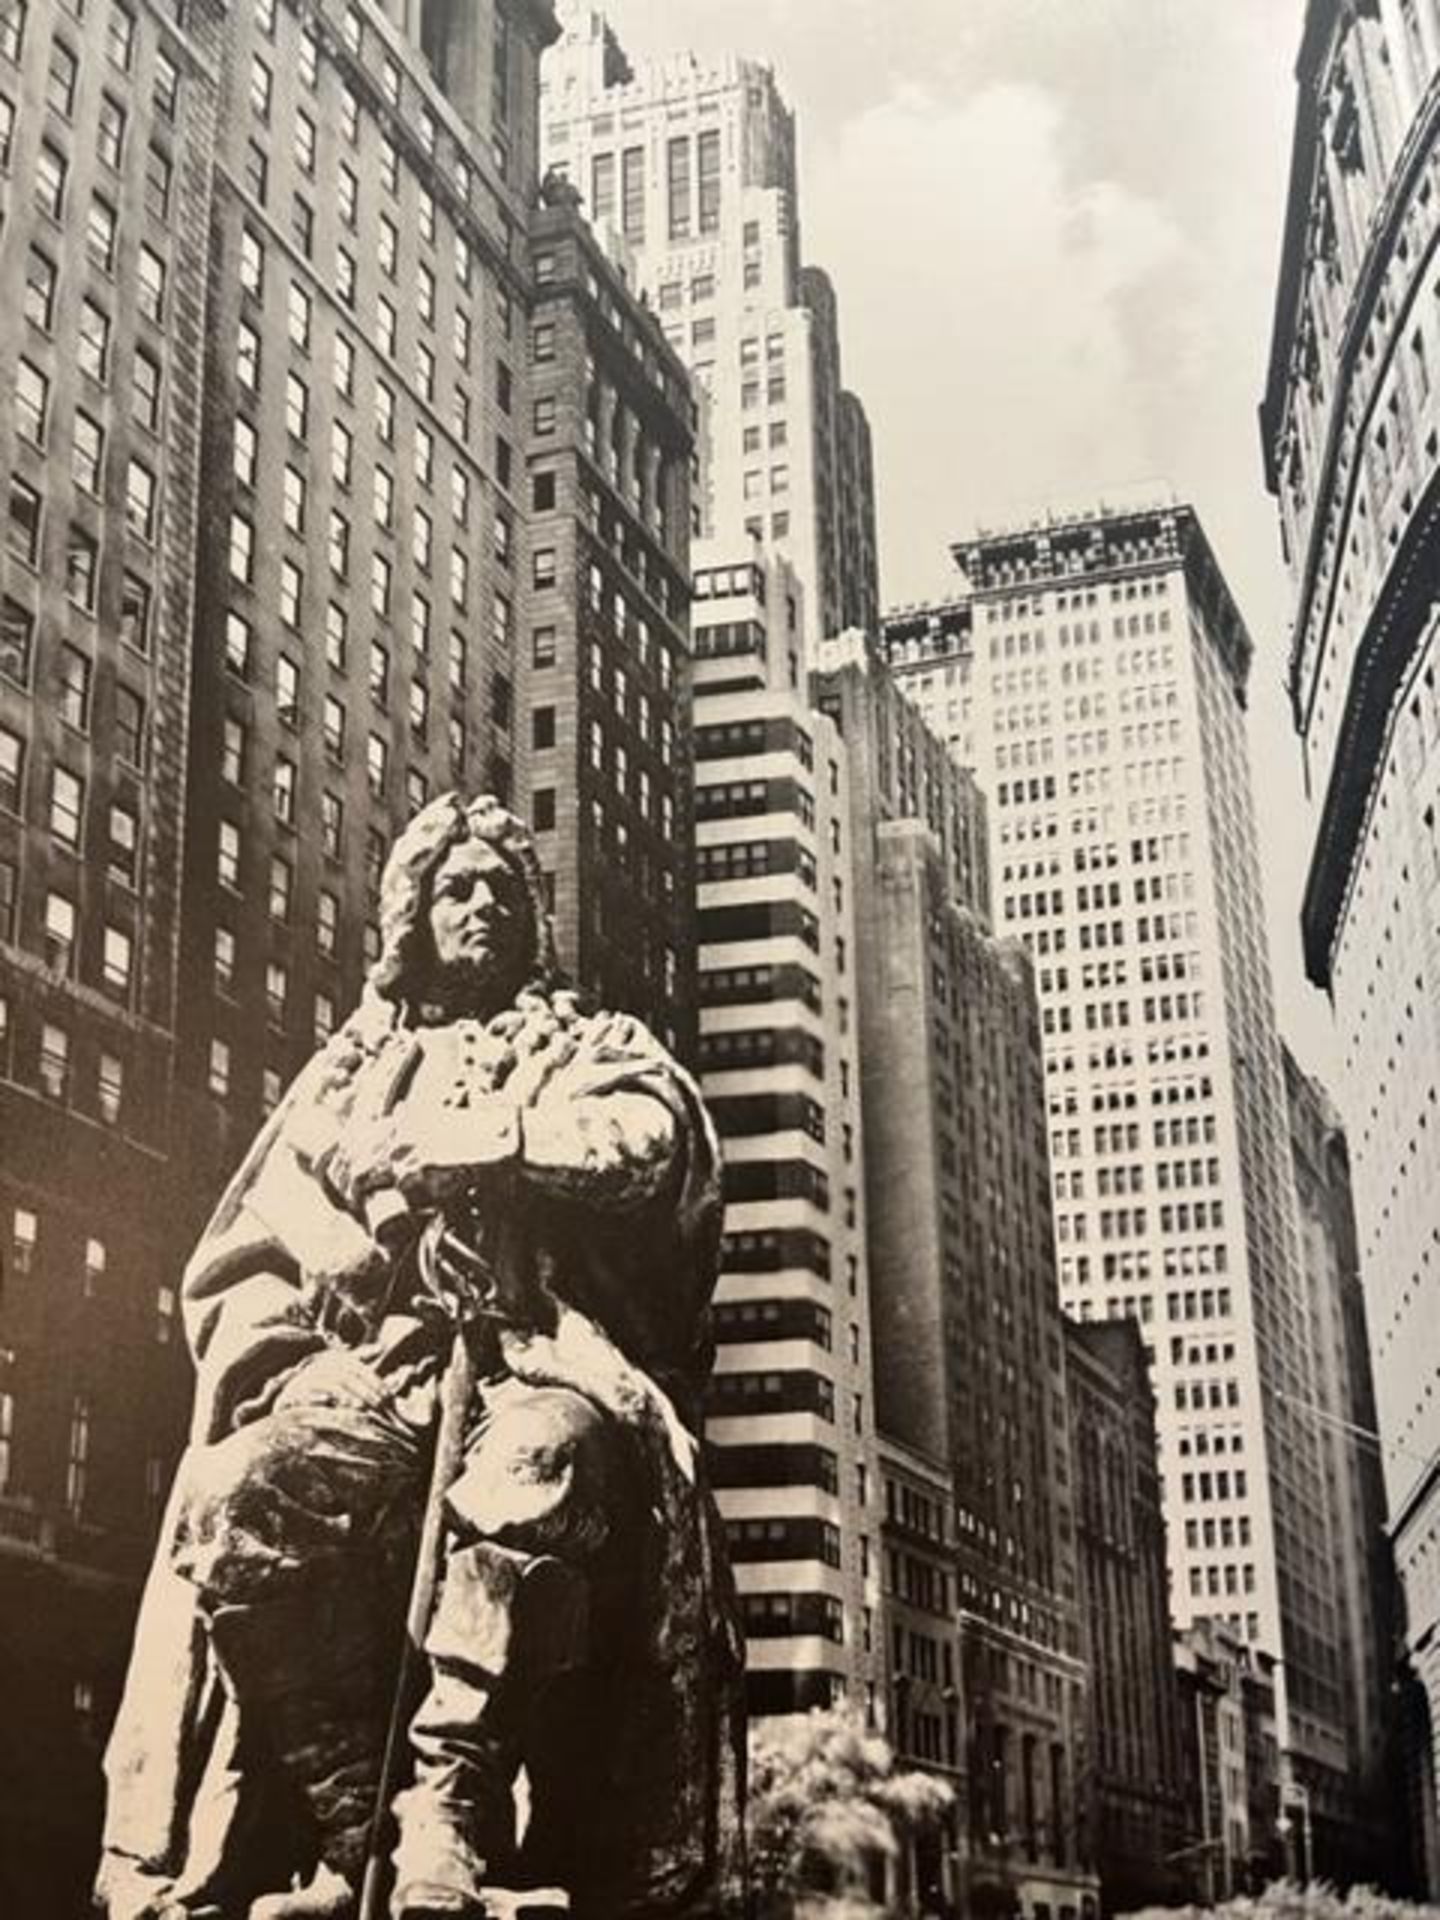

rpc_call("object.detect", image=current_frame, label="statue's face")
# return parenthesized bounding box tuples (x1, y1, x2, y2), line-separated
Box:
(427, 838, 531, 1009)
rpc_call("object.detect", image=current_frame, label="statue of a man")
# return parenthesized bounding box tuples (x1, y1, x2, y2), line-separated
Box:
(96, 794, 747, 1920)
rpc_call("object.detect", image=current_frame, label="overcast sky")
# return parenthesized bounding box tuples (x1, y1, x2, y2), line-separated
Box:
(584, 0, 1338, 1084)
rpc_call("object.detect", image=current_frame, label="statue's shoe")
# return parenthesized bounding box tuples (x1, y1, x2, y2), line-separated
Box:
(396, 1888, 570, 1920)
(248, 1864, 355, 1918)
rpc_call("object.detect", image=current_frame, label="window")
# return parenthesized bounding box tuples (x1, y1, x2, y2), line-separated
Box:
(375, 382, 395, 444)
(339, 165, 358, 231)
(496, 362, 512, 414)
(453, 308, 471, 368)
(325, 601, 347, 669)
(106, 2, 135, 71)
(449, 547, 468, 609)
(125, 460, 156, 541)
(322, 694, 344, 758)
(273, 755, 296, 825)
(366, 732, 387, 798)
(221, 716, 245, 785)
(411, 592, 431, 657)
(294, 110, 316, 176)
(0, 598, 33, 685)
(451, 467, 470, 527)
(237, 318, 260, 391)
(291, 193, 314, 257)
(16, 358, 49, 446)
(371, 552, 392, 616)
(331, 419, 353, 489)
(282, 464, 306, 534)
(0, 726, 22, 809)
(0, 0, 25, 61)
(409, 677, 428, 739)
(88, 195, 121, 274)
(131, 350, 162, 431)
(667, 136, 691, 240)
(115, 685, 145, 766)
(48, 38, 77, 115)
(698, 129, 720, 232)
(154, 47, 179, 120)
(225, 610, 252, 679)
(335, 248, 356, 308)
(44, 892, 76, 971)
(145, 144, 171, 222)
(373, 466, 394, 528)
(107, 800, 139, 887)
(24, 250, 57, 331)
(417, 262, 435, 327)
(40, 1021, 70, 1096)
(218, 820, 241, 888)
(328, 509, 349, 578)
(102, 924, 132, 997)
(120, 573, 150, 652)
(268, 853, 291, 921)
(137, 246, 166, 323)
(243, 138, 267, 203)
(448, 631, 467, 691)
(321, 790, 342, 860)
(334, 332, 355, 399)
(97, 1054, 123, 1123)
(534, 396, 556, 435)
(279, 558, 301, 627)
(369, 640, 389, 705)
(239, 226, 264, 297)
(98, 95, 127, 168)
(288, 281, 311, 351)
(533, 547, 556, 589)
(283, 371, 308, 440)
(276, 654, 299, 727)
(208, 1038, 230, 1098)
(233, 416, 257, 487)
(317, 889, 339, 955)
(7, 478, 40, 567)
(66, 527, 98, 611)
(59, 645, 90, 727)
(36, 141, 66, 218)
(377, 296, 396, 358)
(50, 766, 83, 846)
(250, 52, 272, 120)
(79, 300, 111, 383)
(532, 625, 556, 668)
(413, 507, 433, 571)
(621, 145, 644, 239)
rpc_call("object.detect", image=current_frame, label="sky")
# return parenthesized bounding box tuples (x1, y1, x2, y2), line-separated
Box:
(587, 0, 1339, 1086)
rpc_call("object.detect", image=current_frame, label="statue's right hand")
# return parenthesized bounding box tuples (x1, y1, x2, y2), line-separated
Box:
(272, 1348, 390, 1414)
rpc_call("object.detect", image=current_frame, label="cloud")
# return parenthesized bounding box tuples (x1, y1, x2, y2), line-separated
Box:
(805, 79, 1192, 599)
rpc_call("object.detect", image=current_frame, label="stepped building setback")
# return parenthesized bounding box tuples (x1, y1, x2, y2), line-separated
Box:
(540, 1, 880, 653)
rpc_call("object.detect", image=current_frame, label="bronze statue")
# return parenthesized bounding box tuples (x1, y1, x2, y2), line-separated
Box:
(96, 794, 747, 1920)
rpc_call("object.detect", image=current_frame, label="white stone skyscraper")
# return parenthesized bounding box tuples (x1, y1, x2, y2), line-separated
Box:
(882, 502, 1375, 1874)
(540, 3, 879, 650)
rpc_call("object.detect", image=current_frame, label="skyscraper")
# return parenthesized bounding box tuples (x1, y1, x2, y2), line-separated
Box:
(540, 1, 880, 650)
(691, 544, 881, 1722)
(882, 502, 1371, 1872)
(0, 0, 696, 1904)
(815, 633, 1096, 1920)
(1261, 4, 1440, 1857)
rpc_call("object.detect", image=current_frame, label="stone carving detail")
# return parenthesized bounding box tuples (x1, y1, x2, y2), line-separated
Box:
(96, 794, 747, 1920)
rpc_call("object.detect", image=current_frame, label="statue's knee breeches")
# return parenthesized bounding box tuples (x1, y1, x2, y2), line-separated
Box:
(172, 1400, 426, 1603)
(446, 1382, 627, 1559)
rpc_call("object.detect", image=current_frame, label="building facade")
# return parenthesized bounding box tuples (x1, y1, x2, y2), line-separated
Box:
(1283, 1044, 1410, 1884)
(0, 0, 223, 1902)
(1064, 1318, 1187, 1912)
(881, 503, 1365, 1871)
(879, 1432, 965, 1915)
(815, 634, 1093, 1919)
(0, 0, 703, 1906)
(1261, 2, 1440, 1857)
(540, 1, 879, 650)
(691, 544, 881, 1723)
(1174, 1619, 1282, 1900)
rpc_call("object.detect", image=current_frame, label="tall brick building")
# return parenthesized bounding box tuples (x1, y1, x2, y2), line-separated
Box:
(0, 1, 695, 1908)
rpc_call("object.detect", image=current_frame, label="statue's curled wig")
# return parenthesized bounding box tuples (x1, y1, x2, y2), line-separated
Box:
(366, 791, 561, 1010)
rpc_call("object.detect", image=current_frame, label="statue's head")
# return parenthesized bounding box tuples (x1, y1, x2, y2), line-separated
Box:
(368, 792, 559, 1021)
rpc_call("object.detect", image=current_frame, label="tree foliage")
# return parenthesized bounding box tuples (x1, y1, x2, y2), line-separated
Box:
(1123, 1885, 1440, 1920)
(748, 1705, 954, 1914)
